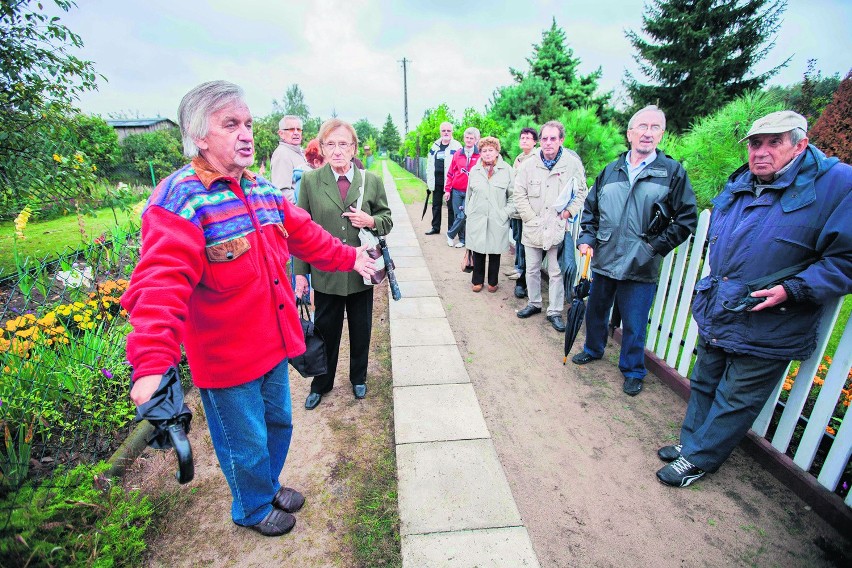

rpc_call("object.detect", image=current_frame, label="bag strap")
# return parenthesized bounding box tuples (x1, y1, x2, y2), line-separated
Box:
(355, 169, 367, 211)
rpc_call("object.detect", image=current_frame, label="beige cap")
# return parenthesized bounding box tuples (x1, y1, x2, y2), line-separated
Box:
(739, 110, 808, 143)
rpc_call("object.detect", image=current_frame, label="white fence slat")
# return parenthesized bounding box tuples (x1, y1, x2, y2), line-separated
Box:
(752, 364, 791, 437)
(794, 317, 852, 473)
(648, 253, 674, 350)
(819, 385, 852, 493)
(657, 244, 689, 360)
(771, 299, 843, 454)
(678, 260, 712, 377)
(666, 212, 711, 369)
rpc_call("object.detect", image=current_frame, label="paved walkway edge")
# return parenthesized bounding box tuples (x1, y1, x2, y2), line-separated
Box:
(381, 162, 541, 567)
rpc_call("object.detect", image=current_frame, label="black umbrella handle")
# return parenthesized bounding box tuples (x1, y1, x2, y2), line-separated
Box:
(167, 423, 195, 484)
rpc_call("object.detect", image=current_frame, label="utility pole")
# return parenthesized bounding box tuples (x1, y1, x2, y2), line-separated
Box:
(399, 57, 410, 135)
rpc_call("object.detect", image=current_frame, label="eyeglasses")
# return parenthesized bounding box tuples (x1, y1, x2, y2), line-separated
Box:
(440, 129, 452, 133)
(283, 127, 303, 132)
(323, 142, 353, 151)
(631, 124, 663, 133)
(540, 136, 561, 143)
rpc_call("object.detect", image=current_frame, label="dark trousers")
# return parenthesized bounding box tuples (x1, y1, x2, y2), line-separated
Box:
(680, 338, 789, 472)
(510, 218, 526, 288)
(310, 288, 373, 394)
(447, 189, 466, 242)
(583, 273, 657, 380)
(472, 252, 500, 286)
(431, 180, 454, 232)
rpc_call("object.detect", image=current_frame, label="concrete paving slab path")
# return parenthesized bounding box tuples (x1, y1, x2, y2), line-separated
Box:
(382, 161, 540, 567)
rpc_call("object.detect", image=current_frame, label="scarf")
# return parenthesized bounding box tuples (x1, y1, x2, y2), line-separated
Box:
(541, 147, 563, 170)
(482, 159, 496, 179)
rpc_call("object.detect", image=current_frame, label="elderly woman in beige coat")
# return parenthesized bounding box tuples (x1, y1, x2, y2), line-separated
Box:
(464, 136, 515, 293)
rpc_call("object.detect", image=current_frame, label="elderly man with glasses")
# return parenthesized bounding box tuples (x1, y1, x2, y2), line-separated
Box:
(425, 122, 462, 235)
(572, 105, 697, 397)
(271, 115, 309, 204)
(294, 119, 393, 410)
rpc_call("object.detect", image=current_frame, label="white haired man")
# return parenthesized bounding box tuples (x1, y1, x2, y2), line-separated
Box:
(271, 115, 309, 204)
(425, 121, 462, 235)
(122, 81, 376, 536)
(572, 105, 697, 397)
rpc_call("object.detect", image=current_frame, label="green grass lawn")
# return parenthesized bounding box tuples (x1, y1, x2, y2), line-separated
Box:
(382, 158, 426, 205)
(0, 204, 144, 277)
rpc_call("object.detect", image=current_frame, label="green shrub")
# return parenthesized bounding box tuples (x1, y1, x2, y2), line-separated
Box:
(119, 129, 185, 185)
(0, 462, 153, 567)
(558, 107, 626, 187)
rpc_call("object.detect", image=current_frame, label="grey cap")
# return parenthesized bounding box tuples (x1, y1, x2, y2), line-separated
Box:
(739, 110, 808, 143)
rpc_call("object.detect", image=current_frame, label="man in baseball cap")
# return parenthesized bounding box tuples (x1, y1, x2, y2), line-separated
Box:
(654, 109, 852, 488)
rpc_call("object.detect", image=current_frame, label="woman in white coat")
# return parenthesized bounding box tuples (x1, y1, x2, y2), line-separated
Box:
(464, 137, 515, 292)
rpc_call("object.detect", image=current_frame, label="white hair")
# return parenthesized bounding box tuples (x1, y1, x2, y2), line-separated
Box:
(178, 80, 246, 158)
(628, 105, 667, 131)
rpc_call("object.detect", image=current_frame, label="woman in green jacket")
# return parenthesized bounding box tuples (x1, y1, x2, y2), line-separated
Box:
(294, 119, 393, 409)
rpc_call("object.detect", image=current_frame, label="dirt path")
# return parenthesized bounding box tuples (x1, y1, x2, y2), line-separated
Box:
(123, 289, 395, 567)
(409, 202, 847, 568)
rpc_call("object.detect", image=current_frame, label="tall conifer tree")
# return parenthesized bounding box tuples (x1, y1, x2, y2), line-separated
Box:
(624, 0, 789, 131)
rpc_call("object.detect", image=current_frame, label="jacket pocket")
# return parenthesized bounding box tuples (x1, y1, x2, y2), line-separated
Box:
(596, 228, 613, 244)
(527, 180, 542, 198)
(204, 236, 259, 292)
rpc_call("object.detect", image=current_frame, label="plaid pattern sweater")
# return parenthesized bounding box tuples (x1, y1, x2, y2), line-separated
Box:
(122, 157, 356, 388)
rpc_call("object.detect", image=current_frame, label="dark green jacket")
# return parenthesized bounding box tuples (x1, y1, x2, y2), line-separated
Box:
(294, 164, 392, 295)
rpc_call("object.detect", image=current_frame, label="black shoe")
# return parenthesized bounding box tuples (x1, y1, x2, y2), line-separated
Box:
(425, 228, 440, 235)
(516, 305, 542, 318)
(513, 285, 527, 299)
(272, 487, 305, 513)
(248, 508, 296, 536)
(571, 352, 600, 365)
(353, 384, 367, 399)
(623, 377, 643, 396)
(658, 444, 683, 463)
(546, 314, 566, 332)
(656, 456, 706, 487)
(305, 392, 322, 410)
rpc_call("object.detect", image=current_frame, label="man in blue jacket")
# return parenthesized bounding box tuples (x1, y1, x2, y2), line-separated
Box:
(657, 110, 852, 488)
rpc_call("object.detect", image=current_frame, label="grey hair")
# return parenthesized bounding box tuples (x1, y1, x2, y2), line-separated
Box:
(178, 80, 246, 158)
(464, 127, 481, 140)
(788, 127, 807, 145)
(539, 120, 565, 139)
(278, 115, 303, 130)
(628, 105, 666, 131)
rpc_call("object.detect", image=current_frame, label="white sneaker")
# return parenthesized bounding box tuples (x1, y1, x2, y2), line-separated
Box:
(447, 236, 454, 247)
(508, 271, 521, 280)
(455, 242, 465, 248)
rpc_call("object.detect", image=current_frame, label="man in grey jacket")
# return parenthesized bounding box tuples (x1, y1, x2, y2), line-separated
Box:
(425, 122, 462, 235)
(271, 115, 310, 204)
(572, 106, 697, 396)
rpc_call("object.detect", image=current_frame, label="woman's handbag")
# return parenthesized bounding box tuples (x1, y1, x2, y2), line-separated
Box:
(354, 170, 388, 286)
(290, 300, 328, 378)
(461, 249, 474, 273)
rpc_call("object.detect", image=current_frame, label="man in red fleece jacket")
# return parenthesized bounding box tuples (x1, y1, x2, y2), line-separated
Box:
(122, 81, 376, 537)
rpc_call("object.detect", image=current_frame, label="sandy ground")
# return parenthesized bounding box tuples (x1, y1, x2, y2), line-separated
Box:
(123, 289, 393, 568)
(412, 202, 848, 568)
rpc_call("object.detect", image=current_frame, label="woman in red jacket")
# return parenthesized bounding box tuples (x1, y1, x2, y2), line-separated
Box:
(444, 127, 480, 247)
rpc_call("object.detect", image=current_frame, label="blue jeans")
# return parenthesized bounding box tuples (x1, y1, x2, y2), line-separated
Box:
(447, 189, 466, 243)
(582, 273, 656, 380)
(199, 359, 293, 526)
(511, 218, 525, 274)
(680, 338, 788, 471)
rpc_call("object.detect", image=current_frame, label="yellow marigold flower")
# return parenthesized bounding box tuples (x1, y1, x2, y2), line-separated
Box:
(53, 153, 62, 163)
(73, 315, 83, 322)
(74, 153, 84, 163)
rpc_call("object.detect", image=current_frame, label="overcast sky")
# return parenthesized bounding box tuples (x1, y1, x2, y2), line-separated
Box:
(57, 0, 851, 131)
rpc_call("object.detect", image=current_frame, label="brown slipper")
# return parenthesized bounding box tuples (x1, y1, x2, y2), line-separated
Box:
(487, 285, 498, 293)
(272, 487, 305, 513)
(472, 284, 483, 292)
(249, 508, 296, 536)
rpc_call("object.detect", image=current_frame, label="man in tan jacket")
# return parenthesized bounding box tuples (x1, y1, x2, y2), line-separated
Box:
(271, 115, 310, 204)
(513, 120, 587, 332)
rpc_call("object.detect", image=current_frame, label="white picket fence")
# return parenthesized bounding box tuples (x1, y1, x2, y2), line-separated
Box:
(644, 209, 851, 505)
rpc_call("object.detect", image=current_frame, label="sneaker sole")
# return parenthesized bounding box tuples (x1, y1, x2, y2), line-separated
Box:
(656, 471, 705, 488)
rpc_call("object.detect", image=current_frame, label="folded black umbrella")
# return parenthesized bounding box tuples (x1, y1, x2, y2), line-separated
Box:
(134, 367, 194, 484)
(564, 253, 592, 364)
(421, 189, 431, 220)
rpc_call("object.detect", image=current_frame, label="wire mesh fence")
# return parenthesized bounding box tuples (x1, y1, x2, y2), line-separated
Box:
(0, 226, 142, 531)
